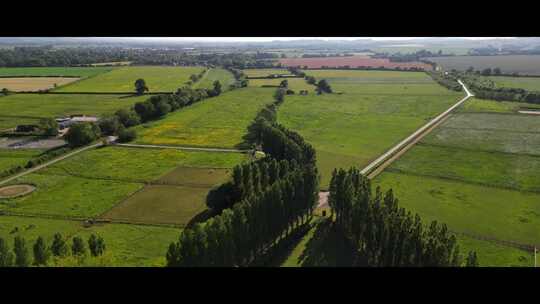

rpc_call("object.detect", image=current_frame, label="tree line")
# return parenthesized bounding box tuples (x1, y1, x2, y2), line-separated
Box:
(166, 158, 318, 267)
(328, 167, 479, 267)
(167, 86, 320, 267)
(0, 233, 105, 267)
(426, 71, 463, 92)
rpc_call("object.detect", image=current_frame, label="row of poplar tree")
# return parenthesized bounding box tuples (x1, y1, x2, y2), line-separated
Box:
(167, 88, 319, 267)
(0, 233, 105, 267)
(328, 167, 479, 267)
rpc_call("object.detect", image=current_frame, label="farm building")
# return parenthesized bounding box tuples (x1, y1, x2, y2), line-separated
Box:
(56, 115, 99, 129)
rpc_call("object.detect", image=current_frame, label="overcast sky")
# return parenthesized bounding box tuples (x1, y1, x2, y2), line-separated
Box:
(115, 37, 516, 43)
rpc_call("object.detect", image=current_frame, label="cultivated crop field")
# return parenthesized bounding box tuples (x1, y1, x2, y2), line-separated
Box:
(0, 67, 113, 77)
(426, 55, 540, 75)
(135, 87, 274, 148)
(56, 66, 205, 93)
(373, 99, 540, 266)
(277, 70, 464, 188)
(0, 77, 80, 92)
(0, 94, 148, 129)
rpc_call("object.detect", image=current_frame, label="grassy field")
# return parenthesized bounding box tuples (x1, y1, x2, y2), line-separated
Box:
(426, 55, 540, 75)
(0, 94, 148, 129)
(135, 87, 273, 148)
(247, 78, 314, 91)
(243, 69, 290, 77)
(0, 67, 113, 77)
(40, 146, 245, 183)
(277, 70, 463, 188)
(0, 173, 143, 218)
(489, 76, 540, 91)
(375, 172, 540, 247)
(0, 215, 180, 266)
(460, 97, 540, 113)
(55, 66, 205, 93)
(0, 77, 80, 92)
(193, 68, 235, 91)
(0, 149, 44, 172)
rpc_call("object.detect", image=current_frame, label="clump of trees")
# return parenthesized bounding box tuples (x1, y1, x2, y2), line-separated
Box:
(328, 167, 479, 267)
(459, 71, 540, 104)
(0, 233, 105, 267)
(64, 122, 101, 147)
(315, 79, 332, 94)
(426, 71, 463, 92)
(39, 118, 59, 136)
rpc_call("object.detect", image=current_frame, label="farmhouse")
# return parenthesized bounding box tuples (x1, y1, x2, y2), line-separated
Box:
(56, 115, 99, 129)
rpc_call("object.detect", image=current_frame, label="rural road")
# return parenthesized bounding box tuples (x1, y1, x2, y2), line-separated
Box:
(0, 142, 102, 187)
(317, 79, 474, 209)
(116, 143, 251, 153)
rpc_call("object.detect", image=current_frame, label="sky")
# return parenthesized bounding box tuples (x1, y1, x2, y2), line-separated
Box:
(115, 37, 516, 43)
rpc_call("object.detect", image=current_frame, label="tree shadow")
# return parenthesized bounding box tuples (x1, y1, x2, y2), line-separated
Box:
(298, 219, 357, 267)
(118, 94, 141, 99)
(185, 209, 216, 229)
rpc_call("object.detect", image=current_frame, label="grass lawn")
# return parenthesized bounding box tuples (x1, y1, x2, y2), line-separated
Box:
(278, 79, 462, 188)
(0, 94, 148, 129)
(0, 173, 143, 218)
(56, 66, 205, 93)
(135, 87, 273, 148)
(193, 68, 235, 91)
(41, 146, 245, 183)
(0, 67, 113, 77)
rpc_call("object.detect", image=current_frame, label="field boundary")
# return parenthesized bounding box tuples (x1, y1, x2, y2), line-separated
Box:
(115, 143, 251, 153)
(360, 79, 473, 177)
(451, 229, 537, 253)
(416, 142, 540, 159)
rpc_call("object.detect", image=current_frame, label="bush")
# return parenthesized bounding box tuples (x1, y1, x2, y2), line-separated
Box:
(114, 108, 140, 128)
(98, 116, 120, 136)
(118, 128, 136, 143)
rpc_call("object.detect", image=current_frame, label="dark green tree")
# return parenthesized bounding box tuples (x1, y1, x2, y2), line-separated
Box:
(88, 234, 106, 257)
(134, 78, 149, 95)
(0, 237, 14, 267)
(13, 236, 30, 267)
(39, 117, 59, 136)
(32, 236, 50, 266)
(71, 236, 86, 257)
(64, 123, 100, 147)
(50, 233, 69, 257)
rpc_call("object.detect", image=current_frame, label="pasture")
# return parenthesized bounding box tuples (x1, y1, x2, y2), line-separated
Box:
(247, 78, 314, 91)
(0, 149, 44, 173)
(460, 98, 540, 114)
(0, 94, 148, 129)
(135, 87, 274, 148)
(489, 75, 540, 91)
(277, 55, 433, 70)
(55, 66, 205, 93)
(0, 215, 180, 266)
(243, 68, 290, 77)
(277, 70, 463, 188)
(0, 77, 79, 92)
(0, 67, 113, 77)
(426, 55, 540, 75)
(192, 68, 235, 91)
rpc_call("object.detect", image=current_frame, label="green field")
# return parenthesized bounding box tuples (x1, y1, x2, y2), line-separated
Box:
(0, 149, 44, 172)
(277, 70, 463, 188)
(135, 87, 273, 148)
(460, 97, 540, 114)
(489, 76, 540, 91)
(0, 94, 148, 129)
(193, 68, 235, 91)
(243, 69, 290, 77)
(248, 78, 314, 92)
(0, 215, 180, 266)
(426, 55, 540, 75)
(56, 66, 205, 93)
(0, 67, 113, 78)
(0, 173, 142, 218)
(41, 146, 245, 183)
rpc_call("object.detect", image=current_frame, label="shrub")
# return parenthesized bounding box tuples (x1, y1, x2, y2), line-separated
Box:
(118, 128, 136, 143)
